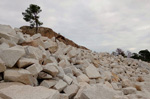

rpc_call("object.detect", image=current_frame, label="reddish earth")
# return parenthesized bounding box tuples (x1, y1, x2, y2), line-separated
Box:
(20, 26, 88, 50)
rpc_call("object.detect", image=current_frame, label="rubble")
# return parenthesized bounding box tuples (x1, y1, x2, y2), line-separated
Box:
(0, 24, 150, 99)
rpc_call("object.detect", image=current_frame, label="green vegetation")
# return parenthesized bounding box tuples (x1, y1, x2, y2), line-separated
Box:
(22, 4, 43, 33)
(112, 48, 150, 62)
(131, 49, 150, 62)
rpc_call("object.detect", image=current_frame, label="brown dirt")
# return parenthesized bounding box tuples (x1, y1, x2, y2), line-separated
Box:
(20, 26, 89, 50)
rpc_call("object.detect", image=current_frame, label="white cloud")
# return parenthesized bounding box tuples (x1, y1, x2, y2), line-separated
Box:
(0, 0, 150, 53)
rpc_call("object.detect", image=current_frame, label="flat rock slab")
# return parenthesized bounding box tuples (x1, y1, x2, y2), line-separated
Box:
(0, 85, 60, 99)
(0, 82, 23, 89)
(4, 69, 37, 86)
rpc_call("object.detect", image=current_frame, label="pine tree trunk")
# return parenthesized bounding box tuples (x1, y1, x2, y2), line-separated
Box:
(35, 23, 38, 33)
(36, 23, 38, 34)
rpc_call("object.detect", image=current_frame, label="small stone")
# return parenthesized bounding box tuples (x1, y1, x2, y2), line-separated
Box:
(16, 32, 25, 44)
(74, 82, 90, 99)
(60, 94, 69, 99)
(54, 79, 67, 92)
(111, 83, 120, 90)
(40, 80, 57, 88)
(17, 58, 38, 68)
(85, 65, 101, 79)
(79, 84, 117, 99)
(67, 48, 78, 58)
(59, 60, 70, 68)
(104, 81, 113, 89)
(122, 79, 132, 88)
(77, 74, 90, 83)
(32, 33, 41, 39)
(63, 67, 73, 74)
(89, 79, 96, 84)
(38, 72, 52, 79)
(64, 84, 79, 98)
(26, 63, 43, 76)
(92, 59, 100, 68)
(57, 66, 65, 79)
(71, 66, 82, 77)
(122, 87, 136, 95)
(24, 46, 43, 60)
(43, 63, 59, 77)
(63, 75, 73, 85)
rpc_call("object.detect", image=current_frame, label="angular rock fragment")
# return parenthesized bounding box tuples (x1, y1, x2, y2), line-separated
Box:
(17, 57, 38, 68)
(4, 69, 37, 86)
(38, 72, 52, 79)
(24, 46, 43, 60)
(43, 63, 59, 77)
(63, 75, 73, 85)
(0, 85, 60, 99)
(80, 84, 117, 99)
(60, 94, 68, 99)
(85, 65, 100, 79)
(122, 87, 136, 95)
(64, 84, 79, 98)
(54, 79, 67, 92)
(40, 80, 57, 88)
(0, 46, 25, 67)
(26, 63, 43, 76)
(77, 74, 90, 83)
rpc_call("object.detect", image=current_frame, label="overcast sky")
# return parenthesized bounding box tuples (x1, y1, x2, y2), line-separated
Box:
(0, 0, 150, 53)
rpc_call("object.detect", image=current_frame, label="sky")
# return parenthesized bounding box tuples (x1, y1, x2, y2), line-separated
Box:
(0, 0, 150, 53)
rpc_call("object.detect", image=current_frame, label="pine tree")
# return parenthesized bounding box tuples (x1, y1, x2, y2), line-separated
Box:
(22, 4, 43, 33)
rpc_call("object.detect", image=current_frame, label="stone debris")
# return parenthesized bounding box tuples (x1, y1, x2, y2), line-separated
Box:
(0, 24, 150, 99)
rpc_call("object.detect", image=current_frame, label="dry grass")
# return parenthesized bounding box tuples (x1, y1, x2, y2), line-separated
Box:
(134, 84, 142, 91)
(136, 77, 144, 82)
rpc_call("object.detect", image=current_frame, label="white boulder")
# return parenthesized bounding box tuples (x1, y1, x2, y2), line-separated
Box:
(4, 69, 37, 86)
(0, 46, 25, 67)
(0, 85, 60, 99)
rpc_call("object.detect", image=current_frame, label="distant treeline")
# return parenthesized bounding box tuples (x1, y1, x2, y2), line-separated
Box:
(112, 48, 150, 63)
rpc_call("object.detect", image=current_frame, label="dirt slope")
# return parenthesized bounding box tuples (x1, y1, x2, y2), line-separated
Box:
(20, 26, 88, 50)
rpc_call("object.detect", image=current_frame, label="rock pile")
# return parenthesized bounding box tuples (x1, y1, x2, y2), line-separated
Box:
(0, 24, 150, 99)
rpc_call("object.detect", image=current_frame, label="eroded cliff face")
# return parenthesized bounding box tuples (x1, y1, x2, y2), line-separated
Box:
(0, 24, 150, 99)
(20, 26, 88, 50)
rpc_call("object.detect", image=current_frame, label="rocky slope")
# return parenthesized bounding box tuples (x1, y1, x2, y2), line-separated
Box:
(20, 26, 88, 50)
(0, 24, 150, 99)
